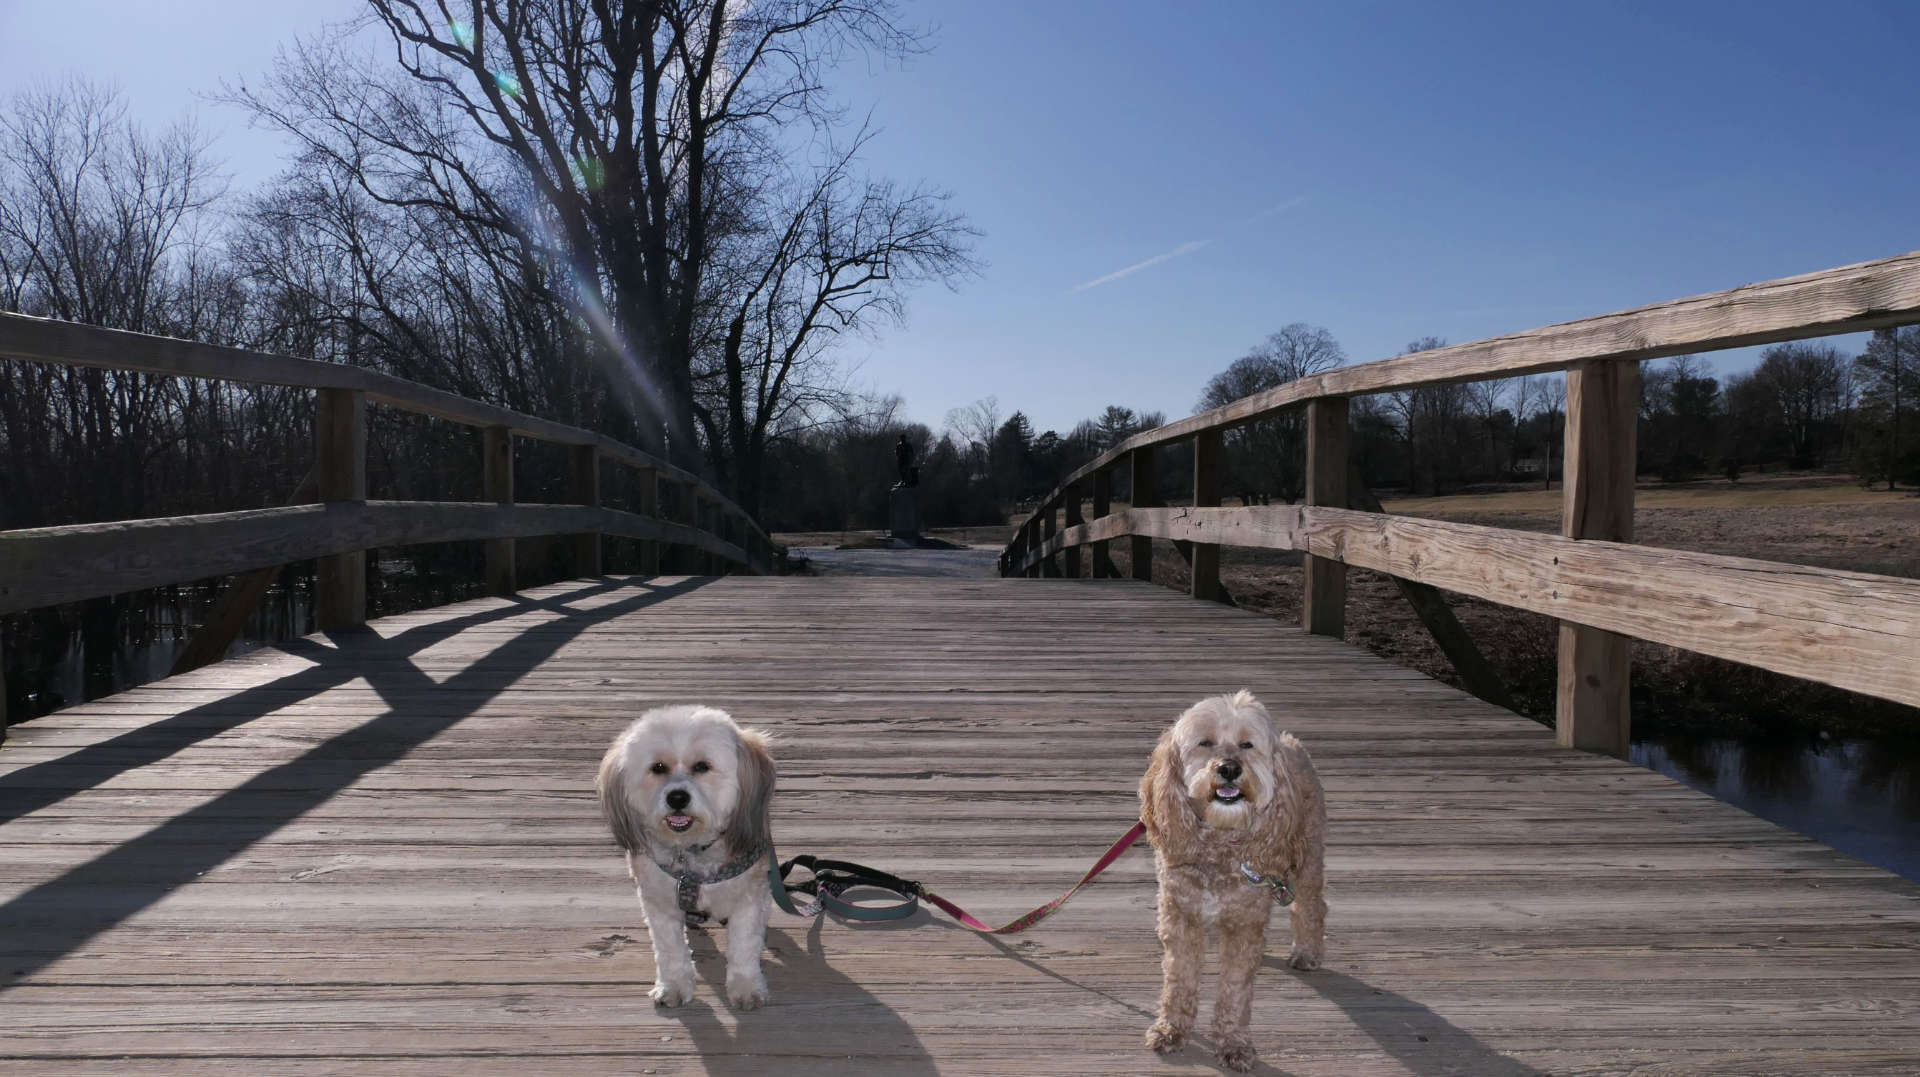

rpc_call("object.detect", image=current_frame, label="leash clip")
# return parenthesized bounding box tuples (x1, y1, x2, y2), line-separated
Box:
(1238, 861, 1295, 907)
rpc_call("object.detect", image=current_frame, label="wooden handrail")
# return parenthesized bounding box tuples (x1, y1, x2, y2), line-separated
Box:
(0, 502, 751, 616)
(1012, 505, 1920, 710)
(1026, 248, 1920, 512)
(0, 311, 772, 552)
(1002, 249, 1920, 755)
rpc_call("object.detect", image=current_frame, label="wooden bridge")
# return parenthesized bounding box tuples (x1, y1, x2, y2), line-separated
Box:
(5, 253, 1920, 1074)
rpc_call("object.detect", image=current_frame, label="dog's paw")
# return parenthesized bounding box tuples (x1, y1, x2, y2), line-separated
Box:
(1216, 1034, 1258, 1072)
(1287, 942, 1322, 971)
(726, 972, 770, 1011)
(648, 976, 695, 1007)
(1144, 1018, 1188, 1054)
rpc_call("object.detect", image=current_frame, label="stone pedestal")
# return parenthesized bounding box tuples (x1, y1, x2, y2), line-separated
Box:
(889, 484, 921, 542)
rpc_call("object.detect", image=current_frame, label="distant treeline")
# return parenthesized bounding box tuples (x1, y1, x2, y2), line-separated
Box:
(755, 323, 1918, 532)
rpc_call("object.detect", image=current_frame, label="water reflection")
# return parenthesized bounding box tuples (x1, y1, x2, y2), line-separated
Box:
(1633, 734, 1920, 881)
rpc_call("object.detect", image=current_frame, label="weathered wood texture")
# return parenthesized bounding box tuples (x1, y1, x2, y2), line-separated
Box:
(3, 576, 1918, 1075)
(0, 311, 773, 553)
(1063, 485, 1083, 579)
(314, 389, 367, 631)
(1557, 360, 1639, 757)
(1302, 398, 1349, 637)
(638, 468, 661, 576)
(1189, 431, 1222, 602)
(1090, 468, 1116, 579)
(1013, 248, 1920, 510)
(1129, 446, 1157, 583)
(1345, 474, 1517, 712)
(483, 426, 517, 597)
(0, 503, 754, 614)
(1021, 506, 1920, 709)
(570, 444, 601, 578)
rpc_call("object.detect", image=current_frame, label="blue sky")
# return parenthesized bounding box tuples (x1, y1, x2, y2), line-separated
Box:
(2, 1, 1914, 436)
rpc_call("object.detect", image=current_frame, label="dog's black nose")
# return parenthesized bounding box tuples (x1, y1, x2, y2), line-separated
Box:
(1216, 759, 1242, 782)
(665, 788, 691, 811)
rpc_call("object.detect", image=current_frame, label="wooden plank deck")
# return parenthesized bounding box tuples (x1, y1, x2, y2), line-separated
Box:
(3, 575, 1919, 1075)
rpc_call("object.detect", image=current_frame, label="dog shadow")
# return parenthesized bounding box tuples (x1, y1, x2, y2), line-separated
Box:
(974, 928, 1303, 1076)
(656, 917, 938, 1076)
(1266, 961, 1548, 1076)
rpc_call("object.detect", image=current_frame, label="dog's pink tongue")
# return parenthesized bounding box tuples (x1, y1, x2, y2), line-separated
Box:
(667, 814, 693, 827)
(1216, 784, 1241, 798)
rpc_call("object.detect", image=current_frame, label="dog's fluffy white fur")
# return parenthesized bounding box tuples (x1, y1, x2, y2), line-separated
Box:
(597, 704, 777, 1010)
(1139, 690, 1327, 1072)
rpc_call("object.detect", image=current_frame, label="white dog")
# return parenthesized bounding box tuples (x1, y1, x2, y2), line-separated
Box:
(1140, 690, 1327, 1071)
(597, 704, 778, 1009)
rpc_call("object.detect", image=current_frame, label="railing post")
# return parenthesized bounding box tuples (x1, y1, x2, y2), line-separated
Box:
(314, 388, 367, 630)
(1041, 502, 1060, 577)
(1303, 397, 1348, 637)
(1129, 446, 1158, 582)
(1063, 483, 1083, 578)
(570, 443, 601, 578)
(1091, 467, 1116, 579)
(1557, 359, 1638, 757)
(697, 494, 716, 575)
(483, 424, 515, 596)
(638, 468, 661, 575)
(1, 635, 9, 743)
(1192, 429, 1223, 602)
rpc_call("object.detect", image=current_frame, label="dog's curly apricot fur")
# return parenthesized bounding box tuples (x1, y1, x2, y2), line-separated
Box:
(1139, 690, 1326, 1072)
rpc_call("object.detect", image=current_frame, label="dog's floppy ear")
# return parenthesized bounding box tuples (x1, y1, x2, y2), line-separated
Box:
(596, 736, 643, 853)
(1139, 727, 1197, 847)
(724, 727, 777, 855)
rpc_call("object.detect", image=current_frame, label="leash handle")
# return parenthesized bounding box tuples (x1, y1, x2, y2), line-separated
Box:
(769, 852, 922, 922)
(768, 821, 1148, 935)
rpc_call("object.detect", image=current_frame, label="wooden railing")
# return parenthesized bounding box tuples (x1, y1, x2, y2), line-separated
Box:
(1000, 250, 1920, 757)
(0, 313, 779, 729)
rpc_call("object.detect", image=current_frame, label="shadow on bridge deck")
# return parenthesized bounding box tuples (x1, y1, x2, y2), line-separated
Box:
(2, 576, 1917, 1075)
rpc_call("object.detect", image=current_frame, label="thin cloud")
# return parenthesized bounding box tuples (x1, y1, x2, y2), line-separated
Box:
(1240, 194, 1310, 225)
(1068, 195, 1307, 295)
(1070, 239, 1213, 294)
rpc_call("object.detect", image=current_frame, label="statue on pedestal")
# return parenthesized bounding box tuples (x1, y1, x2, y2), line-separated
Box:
(894, 434, 919, 488)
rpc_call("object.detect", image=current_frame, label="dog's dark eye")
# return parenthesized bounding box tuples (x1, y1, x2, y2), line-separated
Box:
(691, 760, 712, 774)
(1197, 739, 1214, 748)
(649, 761, 669, 775)
(1239, 741, 1253, 750)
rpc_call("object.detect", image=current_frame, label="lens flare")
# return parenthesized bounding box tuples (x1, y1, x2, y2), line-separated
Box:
(510, 197, 670, 446)
(449, 20, 475, 49)
(493, 71, 523, 98)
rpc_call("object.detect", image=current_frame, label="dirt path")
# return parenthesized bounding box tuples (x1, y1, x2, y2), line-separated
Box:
(788, 544, 1001, 578)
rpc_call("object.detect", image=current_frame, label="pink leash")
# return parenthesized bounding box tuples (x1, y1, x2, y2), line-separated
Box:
(918, 821, 1149, 934)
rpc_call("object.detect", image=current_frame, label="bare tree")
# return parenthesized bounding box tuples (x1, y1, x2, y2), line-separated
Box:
(692, 132, 975, 515)
(1197, 324, 1346, 503)
(228, 1, 920, 470)
(0, 79, 256, 528)
(1856, 327, 1918, 488)
(1749, 342, 1851, 468)
(1388, 338, 1471, 495)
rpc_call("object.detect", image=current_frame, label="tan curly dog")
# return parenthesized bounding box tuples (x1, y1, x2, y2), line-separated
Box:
(1139, 690, 1327, 1072)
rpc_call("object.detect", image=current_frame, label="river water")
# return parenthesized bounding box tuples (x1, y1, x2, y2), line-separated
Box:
(1633, 733, 1920, 879)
